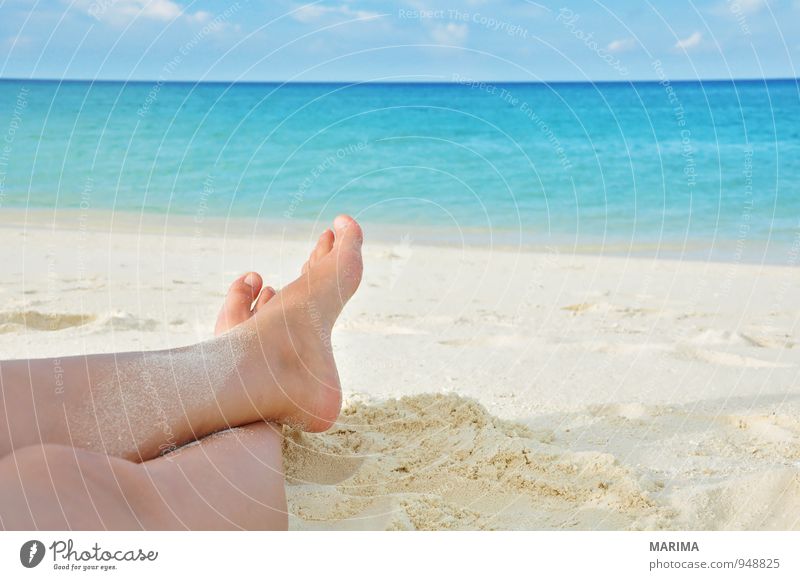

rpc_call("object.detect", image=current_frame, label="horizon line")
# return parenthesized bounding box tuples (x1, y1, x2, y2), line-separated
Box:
(1, 76, 799, 86)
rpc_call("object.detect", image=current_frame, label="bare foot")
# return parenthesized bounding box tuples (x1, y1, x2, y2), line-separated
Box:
(214, 215, 363, 433)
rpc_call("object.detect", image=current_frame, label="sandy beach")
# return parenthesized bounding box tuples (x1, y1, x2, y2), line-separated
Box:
(2, 210, 799, 530)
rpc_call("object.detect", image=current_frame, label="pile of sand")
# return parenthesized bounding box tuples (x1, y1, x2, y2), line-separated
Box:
(283, 394, 670, 530)
(284, 393, 800, 530)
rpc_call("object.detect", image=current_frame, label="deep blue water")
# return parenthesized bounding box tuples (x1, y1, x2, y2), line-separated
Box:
(1, 78, 798, 253)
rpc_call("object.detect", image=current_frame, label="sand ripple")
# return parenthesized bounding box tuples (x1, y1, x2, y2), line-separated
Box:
(0, 310, 95, 332)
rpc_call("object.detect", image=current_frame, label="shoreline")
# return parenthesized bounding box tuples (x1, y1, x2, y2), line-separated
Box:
(3, 206, 798, 268)
(3, 77, 799, 85)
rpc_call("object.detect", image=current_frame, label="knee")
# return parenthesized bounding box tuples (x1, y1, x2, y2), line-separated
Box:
(5, 443, 158, 529)
(9, 443, 146, 497)
(9, 443, 77, 480)
(1, 444, 112, 529)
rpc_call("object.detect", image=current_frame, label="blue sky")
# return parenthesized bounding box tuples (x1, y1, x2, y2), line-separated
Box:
(1, 0, 798, 81)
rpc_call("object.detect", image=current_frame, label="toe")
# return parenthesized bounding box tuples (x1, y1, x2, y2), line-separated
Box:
(332, 214, 363, 250)
(215, 272, 262, 335)
(327, 215, 364, 303)
(302, 230, 334, 274)
(310, 229, 335, 266)
(255, 285, 276, 310)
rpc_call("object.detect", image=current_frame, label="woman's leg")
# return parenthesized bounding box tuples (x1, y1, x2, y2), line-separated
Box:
(0, 215, 363, 462)
(0, 422, 287, 530)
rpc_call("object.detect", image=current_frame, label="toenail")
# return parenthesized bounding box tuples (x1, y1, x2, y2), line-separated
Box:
(243, 273, 257, 288)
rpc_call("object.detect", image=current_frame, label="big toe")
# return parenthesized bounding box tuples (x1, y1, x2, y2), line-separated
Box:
(329, 215, 364, 299)
(215, 272, 262, 335)
(333, 214, 363, 250)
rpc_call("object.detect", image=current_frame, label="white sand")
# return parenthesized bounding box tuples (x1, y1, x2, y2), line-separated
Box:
(1, 209, 799, 530)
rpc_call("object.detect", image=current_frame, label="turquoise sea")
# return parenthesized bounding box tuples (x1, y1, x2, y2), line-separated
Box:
(1, 78, 798, 259)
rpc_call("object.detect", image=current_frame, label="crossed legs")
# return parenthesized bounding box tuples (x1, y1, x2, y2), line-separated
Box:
(0, 216, 363, 530)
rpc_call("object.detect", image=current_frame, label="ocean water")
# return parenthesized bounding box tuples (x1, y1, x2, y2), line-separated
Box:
(1, 78, 798, 257)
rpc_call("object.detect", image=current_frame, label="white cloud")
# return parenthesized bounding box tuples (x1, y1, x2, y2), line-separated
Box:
(737, 0, 768, 13)
(606, 37, 637, 53)
(675, 31, 703, 50)
(80, 0, 207, 25)
(430, 22, 468, 46)
(136, 0, 182, 20)
(189, 10, 212, 24)
(291, 3, 382, 23)
(709, 0, 768, 17)
(4, 34, 34, 48)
